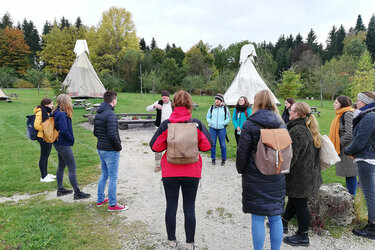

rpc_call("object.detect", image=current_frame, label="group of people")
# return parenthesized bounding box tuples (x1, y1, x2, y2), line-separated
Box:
(33, 89, 375, 249)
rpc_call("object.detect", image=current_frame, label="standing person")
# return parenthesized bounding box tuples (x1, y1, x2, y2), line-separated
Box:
(34, 98, 56, 182)
(281, 98, 295, 124)
(146, 90, 173, 172)
(345, 91, 375, 239)
(50, 94, 90, 199)
(282, 102, 322, 247)
(236, 90, 286, 250)
(206, 93, 230, 166)
(329, 96, 357, 196)
(150, 90, 212, 249)
(94, 91, 127, 211)
(232, 96, 252, 145)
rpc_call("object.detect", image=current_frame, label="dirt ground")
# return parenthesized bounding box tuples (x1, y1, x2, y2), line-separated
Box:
(2, 123, 374, 249)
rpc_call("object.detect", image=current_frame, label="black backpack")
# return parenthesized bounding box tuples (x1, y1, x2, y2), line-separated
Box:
(26, 115, 38, 140)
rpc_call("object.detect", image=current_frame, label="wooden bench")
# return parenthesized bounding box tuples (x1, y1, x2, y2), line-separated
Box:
(118, 118, 155, 130)
(73, 99, 87, 108)
(311, 107, 320, 117)
(86, 113, 156, 128)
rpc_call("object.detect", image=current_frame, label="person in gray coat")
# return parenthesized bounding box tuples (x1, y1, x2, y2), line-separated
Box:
(329, 96, 357, 196)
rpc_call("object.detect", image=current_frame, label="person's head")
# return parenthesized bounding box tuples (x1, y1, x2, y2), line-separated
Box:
(38, 98, 53, 109)
(290, 102, 321, 148)
(214, 93, 224, 106)
(173, 90, 192, 112)
(356, 91, 375, 109)
(56, 94, 73, 118)
(161, 90, 170, 103)
(103, 91, 117, 107)
(284, 98, 295, 109)
(237, 96, 250, 107)
(334, 95, 352, 111)
(252, 90, 279, 114)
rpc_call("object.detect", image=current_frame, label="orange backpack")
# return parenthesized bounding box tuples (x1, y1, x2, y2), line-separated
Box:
(42, 117, 59, 143)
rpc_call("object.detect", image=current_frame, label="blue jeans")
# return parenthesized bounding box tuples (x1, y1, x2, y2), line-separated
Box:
(346, 176, 357, 196)
(97, 150, 120, 206)
(162, 177, 199, 243)
(209, 127, 227, 160)
(357, 161, 375, 222)
(252, 214, 283, 250)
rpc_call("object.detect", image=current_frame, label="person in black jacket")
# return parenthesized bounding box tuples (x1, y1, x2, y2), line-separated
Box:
(94, 91, 127, 211)
(281, 98, 295, 124)
(236, 90, 286, 250)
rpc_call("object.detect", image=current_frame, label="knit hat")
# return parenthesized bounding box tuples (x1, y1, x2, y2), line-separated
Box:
(357, 93, 375, 104)
(215, 94, 224, 102)
(161, 90, 170, 97)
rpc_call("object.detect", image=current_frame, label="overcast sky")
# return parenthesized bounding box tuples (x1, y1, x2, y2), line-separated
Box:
(2, 0, 375, 51)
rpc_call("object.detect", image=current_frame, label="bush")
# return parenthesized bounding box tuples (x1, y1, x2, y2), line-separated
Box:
(13, 79, 34, 88)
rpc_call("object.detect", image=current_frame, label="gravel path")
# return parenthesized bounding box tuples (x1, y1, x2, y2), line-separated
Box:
(2, 123, 374, 249)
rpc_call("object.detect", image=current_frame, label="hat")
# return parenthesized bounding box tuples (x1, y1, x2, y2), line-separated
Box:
(357, 93, 375, 105)
(161, 90, 170, 97)
(215, 94, 224, 102)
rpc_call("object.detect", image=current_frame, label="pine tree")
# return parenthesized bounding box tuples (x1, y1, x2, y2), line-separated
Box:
(150, 37, 157, 50)
(60, 16, 70, 30)
(355, 14, 366, 32)
(0, 12, 13, 29)
(139, 38, 147, 51)
(165, 43, 171, 52)
(366, 14, 375, 61)
(75, 17, 83, 29)
(294, 33, 303, 47)
(286, 34, 294, 49)
(323, 26, 338, 61)
(306, 28, 322, 56)
(21, 19, 41, 66)
(42, 21, 53, 35)
(336, 25, 346, 55)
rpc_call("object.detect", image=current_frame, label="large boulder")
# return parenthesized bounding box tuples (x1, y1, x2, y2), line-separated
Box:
(308, 183, 355, 227)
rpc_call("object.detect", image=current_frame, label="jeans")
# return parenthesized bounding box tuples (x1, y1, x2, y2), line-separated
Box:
(53, 144, 79, 190)
(346, 176, 357, 196)
(209, 127, 227, 160)
(252, 214, 283, 250)
(97, 150, 120, 206)
(162, 177, 199, 243)
(37, 137, 52, 179)
(357, 161, 375, 222)
(283, 197, 309, 233)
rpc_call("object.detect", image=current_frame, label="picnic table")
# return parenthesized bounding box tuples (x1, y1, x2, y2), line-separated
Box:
(86, 113, 156, 130)
(72, 99, 87, 108)
(311, 107, 320, 117)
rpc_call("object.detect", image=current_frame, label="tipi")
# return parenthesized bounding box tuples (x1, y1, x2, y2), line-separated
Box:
(0, 89, 10, 100)
(62, 40, 106, 98)
(224, 44, 279, 105)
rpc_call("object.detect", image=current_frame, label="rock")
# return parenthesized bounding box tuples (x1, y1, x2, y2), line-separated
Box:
(308, 183, 355, 227)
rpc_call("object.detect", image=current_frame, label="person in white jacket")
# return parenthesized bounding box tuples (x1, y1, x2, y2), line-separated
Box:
(146, 90, 173, 172)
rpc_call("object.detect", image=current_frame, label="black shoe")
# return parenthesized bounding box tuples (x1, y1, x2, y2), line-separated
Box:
(352, 221, 375, 240)
(266, 221, 288, 234)
(212, 159, 216, 165)
(73, 189, 91, 200)
(57, 187, 73, 197)
(283, 233, 310, 247)
(221, 159, 226, 166)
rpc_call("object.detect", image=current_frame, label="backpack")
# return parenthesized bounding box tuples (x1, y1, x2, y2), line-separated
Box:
(42, 117, 59, 143)
(167, 122, 199, 165)
(320, 134, 341, 170)
(210, 105, 228, 121)
(26, 115, 38, 140)
(254, 126, 293, 175)
(236, 108, 249, 118)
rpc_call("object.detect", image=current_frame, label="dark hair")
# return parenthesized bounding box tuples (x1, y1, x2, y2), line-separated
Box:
(174, 90, 192, 112)
(103, 91, 117, 103)
(161, 90, 170, 97)
(236, 96, 250, 108)
(37, 98, 52, 108)
(336, 95, 352, 108)
(285, 98, 295, 105)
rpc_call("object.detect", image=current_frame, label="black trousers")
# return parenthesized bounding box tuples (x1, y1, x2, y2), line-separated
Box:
(282, 197, 310, 233)
(37, 137, 52, 179)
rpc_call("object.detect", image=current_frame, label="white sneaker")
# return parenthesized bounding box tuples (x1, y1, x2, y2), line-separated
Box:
(46, 174, 56, 179)
(40, 176, 55, 182)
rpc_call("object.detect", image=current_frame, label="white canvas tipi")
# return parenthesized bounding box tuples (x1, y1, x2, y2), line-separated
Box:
(224, 44, 279, 105)
(63, 40, 106, 98)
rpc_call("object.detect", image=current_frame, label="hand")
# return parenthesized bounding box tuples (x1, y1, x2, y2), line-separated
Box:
(154, 104, 162, 110)
(237, 127, 241, 131)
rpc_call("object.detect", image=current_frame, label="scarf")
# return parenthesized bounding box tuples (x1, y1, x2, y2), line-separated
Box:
(41, 106, 52, 122)
(235, 105, 247, 113)
(328, 106, 353, 154)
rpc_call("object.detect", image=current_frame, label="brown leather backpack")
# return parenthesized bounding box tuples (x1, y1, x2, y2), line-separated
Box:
(254, 128, 293, 175)
(42, 117, 59, 143)
(167, 122, 199, 165)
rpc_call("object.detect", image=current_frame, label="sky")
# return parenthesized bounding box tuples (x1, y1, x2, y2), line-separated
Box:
(2, 0, 375, 51)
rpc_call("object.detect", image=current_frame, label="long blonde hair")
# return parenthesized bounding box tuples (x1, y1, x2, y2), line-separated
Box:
(54, 94, 73, 118)
(252, 90, 279, 114)
(293, 102, 321, 148)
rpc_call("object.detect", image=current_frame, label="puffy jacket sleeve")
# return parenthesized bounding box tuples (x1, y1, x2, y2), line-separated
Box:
(197, 120, 212, 152)
(206, 107, 212, 127)
(107, 112, 122, 151)
(232, 109, 239, 129)
(236, 121, 253, 174)
(55, 112, 74, 143)
(340, 112, 353, 147)
(34, 110, 43, 132)
(345, 113, 375, 156)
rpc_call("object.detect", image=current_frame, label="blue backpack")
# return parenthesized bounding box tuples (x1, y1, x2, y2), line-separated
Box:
(26, 115, 38, 140)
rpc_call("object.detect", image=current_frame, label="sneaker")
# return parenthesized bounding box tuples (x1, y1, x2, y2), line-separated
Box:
(186, 243, 199, 250)
(46, 174, 56, 179)
(57, 187, 73, 196)
(212, 159, 216, 165)
(108, 203, 128, 211)
(352, 221, 375, 239)
(283, 233, 310, 247)
(168, 240, 178, 249)
(40, 176, 55, 182)
(97, 198, 109, 207)
(221, 159, 226, 166)
(73, 189, 91, 200)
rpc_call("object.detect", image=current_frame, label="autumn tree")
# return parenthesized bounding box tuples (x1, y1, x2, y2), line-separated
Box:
(350, 50, 375, 97)
(277, 69, 302, 99)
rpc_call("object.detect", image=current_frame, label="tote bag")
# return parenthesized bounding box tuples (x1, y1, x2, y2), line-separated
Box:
(320, 134, 341, 170)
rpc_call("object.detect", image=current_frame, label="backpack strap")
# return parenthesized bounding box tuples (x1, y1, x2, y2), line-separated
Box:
(340, 111, 347, 126)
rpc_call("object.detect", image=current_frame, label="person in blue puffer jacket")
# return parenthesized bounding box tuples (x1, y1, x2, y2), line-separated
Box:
(206, 93, 231, 166)
(232, 96, 252, 145)
(51, 94, 90, 200)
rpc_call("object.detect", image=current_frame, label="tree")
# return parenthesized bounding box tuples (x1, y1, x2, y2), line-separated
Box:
(98, 70, 124, 91)
(366, 15, 375, 61)
(165, 43, 171, 52)
(306, 28, 323, 55)
(160, 58, 183, 87)
(25, 68, 48, 92)
(277, 69, 302, 99)
(226, 40, 250, 70)
(42, 21, 53, 35)
(211, 44, 228, 72)
(350, 50, 375, 97)
(166, 47, 185, 67)
(150, 37, 157, 50)
(151, 48, 166, 69)
(0, 67, 17, 87)
(139, 38, 147, 51)
(60, 16, 70, 29)
(294, 33, 303, 47)
(144, 70, 162, 94)
(255, 47, 277, 90)
(343, 37, 367, 58)
(293, 50, 321, 78)
(21, 19, 41, 67)
(75, 17, 83, 29)
(0, 12, 13, 29)
(355, 14, 366, 33)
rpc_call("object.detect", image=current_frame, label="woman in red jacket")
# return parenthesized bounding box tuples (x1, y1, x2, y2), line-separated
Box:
(150, 90, 212, 250)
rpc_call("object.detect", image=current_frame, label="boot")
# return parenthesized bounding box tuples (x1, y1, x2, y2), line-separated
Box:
(212, 159, 216, 165)
(352, 221, 375, 240)
(73, 188, 91, 200)
(57, 187, 73, 197)
(283, 231, 310, 247)
(221, 159, 226, 166)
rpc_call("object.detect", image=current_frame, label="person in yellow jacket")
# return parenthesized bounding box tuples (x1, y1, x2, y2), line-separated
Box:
(34, 98, 55, 182)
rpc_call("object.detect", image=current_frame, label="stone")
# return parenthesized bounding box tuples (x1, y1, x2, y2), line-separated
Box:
(308, 183, 355, 227)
